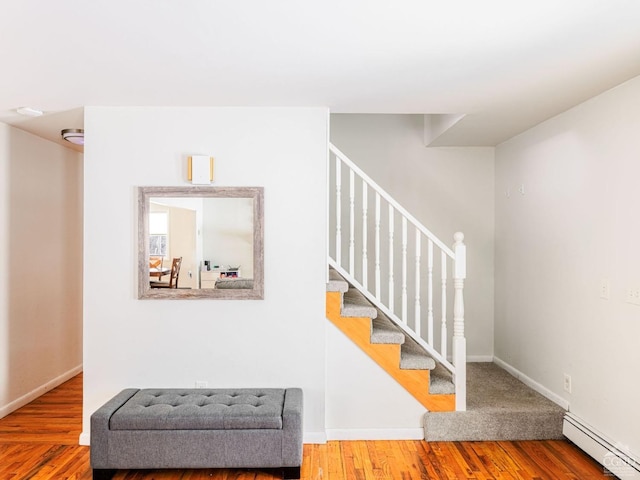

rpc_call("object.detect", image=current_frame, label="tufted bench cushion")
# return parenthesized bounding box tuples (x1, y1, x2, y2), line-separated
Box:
(110, 388, 285, 430)
(90, 387, 303, 480)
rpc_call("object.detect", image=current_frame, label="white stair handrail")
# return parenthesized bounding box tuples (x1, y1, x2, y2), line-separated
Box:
(330, 144, 454, 257)
(329, 143, 467, 411)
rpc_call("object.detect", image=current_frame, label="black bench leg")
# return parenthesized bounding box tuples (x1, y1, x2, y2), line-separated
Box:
(93, 469, 116, 480)
(282, 466, 301, 479)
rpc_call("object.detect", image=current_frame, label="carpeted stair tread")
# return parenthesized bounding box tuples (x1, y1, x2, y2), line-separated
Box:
(370, 309, 405, 344)
(424, 362, 566, 441)
(327, 269, 349, 293)
(341, 288, 377, 319)
(400, 336, 436, 370)
(429, 363, 455, 395)
(327, 266, 457, 405)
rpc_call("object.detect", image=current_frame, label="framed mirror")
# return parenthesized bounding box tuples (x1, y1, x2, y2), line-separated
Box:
(138, 186, 264, 299)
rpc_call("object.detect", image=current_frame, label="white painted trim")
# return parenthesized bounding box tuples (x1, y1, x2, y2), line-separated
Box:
(79, 432, 91, 446)
(304, 432, 328, 444)
(82, 430, 330, 446)
(493, 356, 569, 410)
(0, 364, 83, 420)
(447, 355, 493, 363)
(326, 428, 424, 441)
(467, 355, 494, 362)
(564, 413, 640, 479)
(329, 144, 454, 257)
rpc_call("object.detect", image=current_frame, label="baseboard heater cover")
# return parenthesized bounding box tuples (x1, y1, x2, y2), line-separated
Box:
(563, 413, 639, 479)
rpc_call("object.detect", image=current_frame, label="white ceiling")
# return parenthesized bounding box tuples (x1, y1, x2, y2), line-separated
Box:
(2, 0, 640, 148)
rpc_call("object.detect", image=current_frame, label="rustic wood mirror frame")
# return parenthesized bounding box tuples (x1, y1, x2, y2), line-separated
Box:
(138, 186, 264, 299)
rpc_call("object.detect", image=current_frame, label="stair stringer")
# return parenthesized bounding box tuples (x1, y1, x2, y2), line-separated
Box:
(326, 291, 455, 412)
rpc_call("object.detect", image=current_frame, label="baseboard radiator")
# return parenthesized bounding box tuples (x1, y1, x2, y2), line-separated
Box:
(563, 413, 640, 479)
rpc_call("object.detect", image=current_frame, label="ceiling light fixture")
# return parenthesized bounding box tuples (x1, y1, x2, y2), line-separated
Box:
(61, 128, 84, 145)
(16, 106, 44, 117)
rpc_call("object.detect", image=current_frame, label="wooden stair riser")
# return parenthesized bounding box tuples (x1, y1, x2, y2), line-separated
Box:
(326, 291, 454, 412)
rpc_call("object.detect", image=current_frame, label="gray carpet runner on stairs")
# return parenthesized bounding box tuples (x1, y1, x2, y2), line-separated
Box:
(424, 362, 566, 441)
(328, 267, 567, 441)
(328, 268, 454, 394)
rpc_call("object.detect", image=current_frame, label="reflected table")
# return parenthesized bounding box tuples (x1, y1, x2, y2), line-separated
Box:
(149, 267, 171, 280)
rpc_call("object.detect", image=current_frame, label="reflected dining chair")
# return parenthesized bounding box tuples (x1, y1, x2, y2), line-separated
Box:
(150, 257, 182, 289)
(149, 256, 163, 269)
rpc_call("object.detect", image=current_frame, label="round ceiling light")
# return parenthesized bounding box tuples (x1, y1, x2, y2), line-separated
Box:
(61, 128, 84, 146)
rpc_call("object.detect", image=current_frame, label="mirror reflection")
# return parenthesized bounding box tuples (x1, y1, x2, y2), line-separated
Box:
(138, 186, 264, 299)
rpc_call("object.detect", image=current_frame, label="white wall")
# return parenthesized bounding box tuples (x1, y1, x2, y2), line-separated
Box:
(82, 107, 328, 442)
(202, 197, 254, 274)
(330, 114, 495, 358)
(0, 123, 83, 417)
(495, 75, 640, 456)
(325, 322, 427, 438)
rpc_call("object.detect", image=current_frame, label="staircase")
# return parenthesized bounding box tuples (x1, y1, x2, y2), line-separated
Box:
(326, 268, 455, 411)
(328, 143, 467, 412)
(327, 142, 567, 439)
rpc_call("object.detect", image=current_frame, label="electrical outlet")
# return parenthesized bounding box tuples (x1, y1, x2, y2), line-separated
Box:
(195, 381, 208, 388)
(563, 374, 572, 394)
(626, 286, 640, 306)
(519, 184, 525, 195)
(600, 279, 610, 300)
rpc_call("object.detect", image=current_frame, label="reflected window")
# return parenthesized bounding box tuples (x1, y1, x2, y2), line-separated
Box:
(149, 212, 168, 256)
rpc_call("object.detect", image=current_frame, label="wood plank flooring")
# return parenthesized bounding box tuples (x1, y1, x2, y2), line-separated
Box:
(0, 374, 611, 479)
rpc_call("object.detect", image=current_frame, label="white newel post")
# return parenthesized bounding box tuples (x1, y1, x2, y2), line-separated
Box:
(452, 231, 467, 411)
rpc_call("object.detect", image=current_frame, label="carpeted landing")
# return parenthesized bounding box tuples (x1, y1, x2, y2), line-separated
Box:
(328, 267, 565, 441)
(424, 362, 566, 441)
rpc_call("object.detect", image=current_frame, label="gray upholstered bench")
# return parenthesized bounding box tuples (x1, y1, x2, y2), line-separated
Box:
(90, 388, 303, 479)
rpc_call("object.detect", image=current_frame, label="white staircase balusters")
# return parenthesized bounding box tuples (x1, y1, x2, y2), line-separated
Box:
(335, 157, 342, 266)
(401, 217, 408, 324)
(388, 204, 395, 313)
(441, 250, 448, 360)
(328, 143, 467, 411)
(362, 182, 368, 289)
(375, 192, 381, 301)
(349, 170, 355, 275)
(427, 239, 434, 347)
(414, 230, 422, 337)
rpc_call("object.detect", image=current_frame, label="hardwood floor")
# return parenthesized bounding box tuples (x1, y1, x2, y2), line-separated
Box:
(0, 374, 611, 479)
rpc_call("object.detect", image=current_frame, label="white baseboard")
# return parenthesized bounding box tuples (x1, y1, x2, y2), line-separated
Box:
(79, 431, 91, 446)
(83, 430, 331, 446)
(326, 428, 424, 441)
(493, 356, 569, 410)
(78, 432, 91, 447)
(304, 432, 328, 444)
(0, 364, 83, 420)
(468, 355, 494, 362)
(83, 428, 422, 445)
(564, 413, 640, 479)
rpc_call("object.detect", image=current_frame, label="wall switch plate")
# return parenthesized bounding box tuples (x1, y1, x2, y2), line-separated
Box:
(563, 374, 572, 393)
(625, 286, 640, 306)
(600, 279, 610, 300)
(519, 184, 525, 195)
(195, 381, 208, 388)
